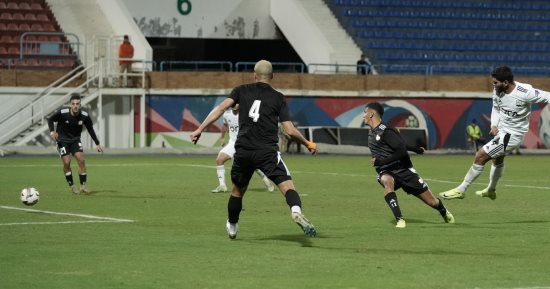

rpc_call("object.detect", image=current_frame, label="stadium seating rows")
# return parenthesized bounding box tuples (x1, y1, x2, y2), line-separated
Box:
(326, 0, 550, 74)
(0, 0, 76, 69)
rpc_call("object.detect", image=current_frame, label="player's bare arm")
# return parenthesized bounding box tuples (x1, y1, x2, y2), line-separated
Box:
(281, 121, 317, 154)
(191, 98, 235, 144)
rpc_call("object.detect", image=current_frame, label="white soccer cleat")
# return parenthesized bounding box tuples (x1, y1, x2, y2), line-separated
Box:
(439, 187, 465, 200)
(80, 184, 91, 194)
(70, 185, 79, 194)
(475, 188, 497, 200)
(211, 185, 228, 193)
(264, 178, 275, 192)
(443, 210, 455, 224)
(292, 212, 317, 237)
(395, 218, 406, 228)
(225, 220, 238, 239)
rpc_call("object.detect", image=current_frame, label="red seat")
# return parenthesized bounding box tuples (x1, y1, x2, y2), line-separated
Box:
(0, 35, 14, 43)
(30, 23, 43, 31)
(49, 35, 61, 42)
(25, 13, 36, 21)
(0, 2, 7, 9)
(0, 47, 9, 55)
(7, 23, 19, 31)
(25, 35, 37, 42)
(43, 23, 55, 32)
(19, 23, 31, 31)
(36, 14, 49, 21)
(19, 2, 31, 10)
(37, 35, 49, 41)
(12, 13, 24, 20)
(0, 12, 12, 20)
(0, 23, 7, 31)
(30, 3, 43, 10)
(7, 2, 19, 9)
(8, 46, 20, 55)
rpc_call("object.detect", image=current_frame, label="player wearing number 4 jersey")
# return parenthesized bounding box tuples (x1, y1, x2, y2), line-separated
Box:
(440, 66, 550, 200)
(211, 104, 275, 193)
(191, 60, 317, 239)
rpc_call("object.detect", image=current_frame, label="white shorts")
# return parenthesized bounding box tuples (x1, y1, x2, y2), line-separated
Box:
(219, 140, 236, 159)
(482, 132, 523, 158)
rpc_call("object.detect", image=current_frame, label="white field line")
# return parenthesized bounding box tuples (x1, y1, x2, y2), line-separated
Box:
(2, 163, 550, 191)
(0, 205, 134, 226)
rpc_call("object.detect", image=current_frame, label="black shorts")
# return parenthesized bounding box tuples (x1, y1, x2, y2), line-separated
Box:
(57, 140, 83, 157)
(377, 167, 428, 196)
(231, 149, 292, 188)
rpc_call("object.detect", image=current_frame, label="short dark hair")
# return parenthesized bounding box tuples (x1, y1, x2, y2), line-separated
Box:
(491, 66, 514, 83)
(70, 94, 81, 101)
(123, 35, 129, 40)
(365, 102, 384, 117)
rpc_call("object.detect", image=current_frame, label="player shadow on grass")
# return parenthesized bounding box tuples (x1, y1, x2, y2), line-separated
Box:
(251, 234, 319, 247)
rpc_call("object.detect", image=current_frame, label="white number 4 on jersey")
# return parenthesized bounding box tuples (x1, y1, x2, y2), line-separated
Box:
(249, 100, 261, 122)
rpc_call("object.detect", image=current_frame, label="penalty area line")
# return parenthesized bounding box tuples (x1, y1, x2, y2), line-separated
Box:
(0, 205, 135, 226)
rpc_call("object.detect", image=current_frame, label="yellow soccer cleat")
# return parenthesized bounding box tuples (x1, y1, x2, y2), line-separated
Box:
(395, 218, 406, 228)
(439, 188, 465, 200)
(443, 210, 455, 224)
(475, 188, 497, 200)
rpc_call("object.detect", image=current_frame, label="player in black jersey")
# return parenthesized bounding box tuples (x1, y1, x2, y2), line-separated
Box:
(364, 102, 454, 228)
(48, 94, 103, 194)
(191, 60, 318, 239)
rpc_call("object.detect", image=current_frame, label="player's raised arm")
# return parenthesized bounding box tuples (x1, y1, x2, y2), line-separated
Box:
(281, 121, 317, 154)
(190, 98, 235, 144)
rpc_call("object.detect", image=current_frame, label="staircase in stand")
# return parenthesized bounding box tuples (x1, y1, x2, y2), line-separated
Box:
(0, 62, 101, 146)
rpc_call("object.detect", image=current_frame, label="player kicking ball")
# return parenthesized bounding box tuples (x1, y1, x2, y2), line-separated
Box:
(440, 66, 550, 200)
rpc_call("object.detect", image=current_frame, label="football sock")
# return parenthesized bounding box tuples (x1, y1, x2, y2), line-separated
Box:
(227, 195, 242, 224)
(458, 164, 484, 192)
(487, 164, 504, 191)
(65, 171, 74, 186)
(285, 189, 302, 212)
(79, 173, 87, 185)
(255, 169, 266, 178)
(384, 192, 403, 220)
(216, 165, 225, 186)
(433, 198, 448, 218)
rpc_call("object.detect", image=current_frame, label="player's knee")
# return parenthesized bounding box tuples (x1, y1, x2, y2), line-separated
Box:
(231, 173, 249, 189)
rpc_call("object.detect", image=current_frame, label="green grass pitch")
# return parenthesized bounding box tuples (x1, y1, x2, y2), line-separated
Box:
(1, 154, 549, 289)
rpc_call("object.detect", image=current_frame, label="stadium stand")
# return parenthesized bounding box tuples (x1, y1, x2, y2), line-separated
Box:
(325, 0, 550, 75)
(0, 0, 77, 69)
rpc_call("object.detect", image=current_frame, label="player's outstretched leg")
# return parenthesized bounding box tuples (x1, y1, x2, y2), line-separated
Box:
(285, 189, 316, 236)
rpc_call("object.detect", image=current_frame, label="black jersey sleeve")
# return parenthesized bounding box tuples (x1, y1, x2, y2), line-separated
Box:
(374, 129, 408, 166)
(228, 86, 240, 103)
(47, 109, 61, 132)
(83, 117, 100, 145)
(406, 145, 424, 154)
(279, 98, 291, 122)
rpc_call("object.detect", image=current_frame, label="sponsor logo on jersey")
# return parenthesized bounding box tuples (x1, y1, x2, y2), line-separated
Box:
(78, 121, 83, 125)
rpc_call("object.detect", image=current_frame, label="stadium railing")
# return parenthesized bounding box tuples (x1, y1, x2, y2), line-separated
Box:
(159, 61, 233, 72)
(235, 61, 305, 73)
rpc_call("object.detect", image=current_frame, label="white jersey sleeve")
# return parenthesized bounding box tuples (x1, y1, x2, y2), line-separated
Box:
(492, 81, 550, 135)
(223, 110, 239, 142)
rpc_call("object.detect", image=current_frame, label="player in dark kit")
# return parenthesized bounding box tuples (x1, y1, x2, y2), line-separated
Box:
(48, 94, 103, 194)
(190, 60, 318, 239)
(364, 102, 454, 228)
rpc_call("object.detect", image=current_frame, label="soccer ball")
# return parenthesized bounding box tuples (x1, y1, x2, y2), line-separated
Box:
(20, 187, 39, 206)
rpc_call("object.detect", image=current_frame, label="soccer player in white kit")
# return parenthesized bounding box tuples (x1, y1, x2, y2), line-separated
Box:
(212, 104, 275, 193)
(440, 66, 550, 200)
